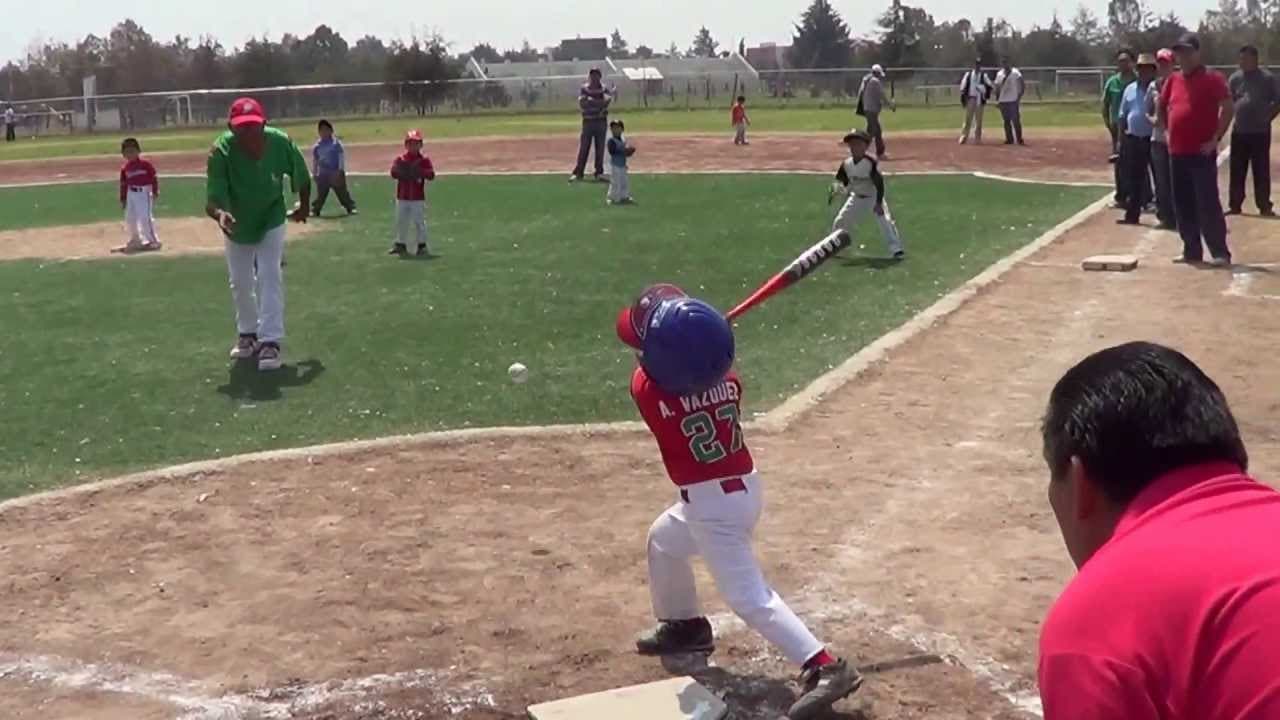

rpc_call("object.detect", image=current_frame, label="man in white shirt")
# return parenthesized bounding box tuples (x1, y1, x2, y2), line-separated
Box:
(994, 57, 1026, 145)
(4, 106, 16, 142)
(959, 59, 994, 145)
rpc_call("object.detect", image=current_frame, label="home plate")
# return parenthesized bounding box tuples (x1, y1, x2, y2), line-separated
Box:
(1082, 254, 1139, 271)
(527, 677, 728, 720)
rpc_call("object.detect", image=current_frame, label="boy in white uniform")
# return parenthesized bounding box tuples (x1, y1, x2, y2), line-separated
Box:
(829, 129, 905, 260)
(606, 120, 636, 205)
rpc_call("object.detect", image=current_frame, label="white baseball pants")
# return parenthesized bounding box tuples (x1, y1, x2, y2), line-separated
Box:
(733, 122, 748, 145)
(646, 472, 826, 666)
(396, 199, 429, 249)
(960, 98, 985, 143)
(125, 189, 159, 246)
(607, 166, 631, 203)
(832, 194, 904, 256)
(225, 224, 286, 344)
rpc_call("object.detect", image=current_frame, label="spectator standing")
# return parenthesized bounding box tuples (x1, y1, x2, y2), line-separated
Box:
(569, 68, 613, 183)
(858, 64, 895, 158)
(1117, 55, 1158, 226)
(994, 57, 1026, 145)
(4, 105, 15, 142)
(958, 60, 993, 145)
(1227, 45, 1280, 216)
(1159, 33, 1235, 266)
(1104, 51, 1138, 206)
(1038, 341, 1280, 720)
(1146, 49, 1178, 230)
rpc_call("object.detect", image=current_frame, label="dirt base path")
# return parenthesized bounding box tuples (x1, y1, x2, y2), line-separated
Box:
(0, 218, 321, 262)
(0, 131, 1114, 186)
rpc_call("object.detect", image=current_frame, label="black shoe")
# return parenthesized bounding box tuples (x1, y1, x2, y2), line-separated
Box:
(1017, 139, 1026, 146)
(593, 173, 609, 183)
(1226, 208, 1243, 216)
(389, 243, 408, 256)
(1116, 218, 1140, 226)
(347, 207, 359, 216)
(1261, 208, 1277, 218)
(1156, 222, 1177, 231)
(416, 244, 431, 257)
(788, 659, 864, 720)
(635, 617, 715, 656)
(893, 250, 906, 261)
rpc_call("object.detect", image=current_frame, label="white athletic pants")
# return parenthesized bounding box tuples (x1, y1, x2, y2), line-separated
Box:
(961, 98, 985, 143)
(225, 224, 286, 344)
(832, 194, 904, 255)
(733, 122, 748, 145)
(607, 166, 631, 203)
(396, 199, 429, 249)
(646, 472, 825, 666)
(125, 189, 159, 246)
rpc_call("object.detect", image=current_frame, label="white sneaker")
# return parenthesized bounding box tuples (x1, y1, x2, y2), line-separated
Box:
(229, 335, 258, 360)
(257, 343, 283, 371)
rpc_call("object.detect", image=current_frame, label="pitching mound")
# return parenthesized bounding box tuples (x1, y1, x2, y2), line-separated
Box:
(0, 218, 320, 262)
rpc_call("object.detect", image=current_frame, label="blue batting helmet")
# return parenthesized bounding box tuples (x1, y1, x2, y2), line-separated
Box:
(640, 297, 735, 396)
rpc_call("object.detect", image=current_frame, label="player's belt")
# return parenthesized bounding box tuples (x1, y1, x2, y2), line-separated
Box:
(679, 477, 748, 504)
(129, 186, 150, 192)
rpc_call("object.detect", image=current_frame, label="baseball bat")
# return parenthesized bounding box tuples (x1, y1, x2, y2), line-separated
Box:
(725, 229, 852, 320)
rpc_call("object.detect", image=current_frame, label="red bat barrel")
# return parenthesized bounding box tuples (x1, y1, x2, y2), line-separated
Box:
(726, 230, 852, 320)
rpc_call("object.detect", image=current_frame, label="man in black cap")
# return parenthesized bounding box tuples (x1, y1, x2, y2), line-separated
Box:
(1158, 34, 1235, 265)
(570, 68, 614, 183)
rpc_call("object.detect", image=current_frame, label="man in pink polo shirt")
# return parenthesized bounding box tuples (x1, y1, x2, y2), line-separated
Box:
(1038, 341, 1280, 719)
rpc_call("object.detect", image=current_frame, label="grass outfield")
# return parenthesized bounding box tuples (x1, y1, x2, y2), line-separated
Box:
(0, 174, 1101, 497)
(0, 104, 1103, 162)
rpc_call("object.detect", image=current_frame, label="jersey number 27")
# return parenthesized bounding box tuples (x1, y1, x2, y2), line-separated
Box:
(681, 406, 744, 464)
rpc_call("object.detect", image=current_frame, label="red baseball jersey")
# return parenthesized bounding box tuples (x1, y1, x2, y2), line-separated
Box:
(392, 151, 436, 201)
(119, 158, 159, 203)
(631, 366, 755, 487)
(731, 104, 747, 125)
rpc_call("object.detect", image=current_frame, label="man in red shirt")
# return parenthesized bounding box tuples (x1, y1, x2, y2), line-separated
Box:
(617, 285, 860, 720)
(1158, 33, 1236, 266)
(389, 129, 436, 258)
(1038, 341, 1280, 719)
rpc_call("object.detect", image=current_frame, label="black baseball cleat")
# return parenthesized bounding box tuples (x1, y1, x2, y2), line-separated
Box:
(416, 244, 431, 258)
(788, 659, 864, 720)
(388, 243, 409, 257)
(635, 618, 715, 656)
(893, 250, 906, 261)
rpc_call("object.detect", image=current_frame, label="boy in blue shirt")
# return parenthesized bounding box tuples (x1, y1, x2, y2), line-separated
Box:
(1116, 55, 1157, 225)
(311, 119, 358, 217)
(606, 120, 636, 205)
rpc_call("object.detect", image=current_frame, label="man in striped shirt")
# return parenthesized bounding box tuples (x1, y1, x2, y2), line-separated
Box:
(570, 69, 614, 183)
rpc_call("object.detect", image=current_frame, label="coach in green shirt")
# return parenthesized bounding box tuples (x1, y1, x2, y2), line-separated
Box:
(206, 97, 310, 372)
(1103, 50, 1138, 205)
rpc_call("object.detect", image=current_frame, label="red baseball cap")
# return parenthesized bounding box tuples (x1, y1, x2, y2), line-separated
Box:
(616, 284, 687, 349)
(405, 129, 423, 142)
(228, 97, 266, 127)
(1156, 48, 1175, 64)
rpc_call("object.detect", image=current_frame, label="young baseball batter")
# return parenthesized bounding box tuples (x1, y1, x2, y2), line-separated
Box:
(605, 120, 636, 205)
(732, 96, 750, 145)
(389, 129, 436, 257)
(830, 129, 904, 260)
(616, 285, 862, 720)
(117, 138, 161, 253)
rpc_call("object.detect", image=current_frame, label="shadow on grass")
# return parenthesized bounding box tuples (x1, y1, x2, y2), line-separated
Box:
(217, 359, 326, 402)
(840, 257, 903, 270)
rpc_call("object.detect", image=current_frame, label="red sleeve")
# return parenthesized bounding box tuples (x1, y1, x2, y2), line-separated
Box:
(146, 161, 159, 196)
(119, 167, 127, 204)
(421, 156, 436, 181)
(1038, 652, 1161, 720)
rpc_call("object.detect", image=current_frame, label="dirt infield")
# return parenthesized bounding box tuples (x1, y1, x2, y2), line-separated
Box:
(4, 139, 1280, 719)
(0, 218, 321, 262)
(0, 131, 1114, 186)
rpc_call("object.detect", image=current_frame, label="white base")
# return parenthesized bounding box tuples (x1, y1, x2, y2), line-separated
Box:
(527, 677, 727, 720)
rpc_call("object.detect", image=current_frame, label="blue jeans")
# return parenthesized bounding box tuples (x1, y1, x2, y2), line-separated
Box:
(1170, 153, 1230, 261)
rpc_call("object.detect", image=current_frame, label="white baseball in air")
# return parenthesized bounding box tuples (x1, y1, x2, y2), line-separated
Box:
(508, 362, 529, 384)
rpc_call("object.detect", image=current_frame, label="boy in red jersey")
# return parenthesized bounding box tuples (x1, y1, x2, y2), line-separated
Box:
(117, 137, 161, 253)
(616, 284, 861, 720)
(389, 129, 437, 258)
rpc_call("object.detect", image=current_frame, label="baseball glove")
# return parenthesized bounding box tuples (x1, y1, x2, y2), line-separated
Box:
(827, 182, 845, 206)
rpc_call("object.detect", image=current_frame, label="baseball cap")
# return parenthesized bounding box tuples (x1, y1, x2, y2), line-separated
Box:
(228, 97, 266, 127)
(1173, 33, 1200, 51)
(1157, 48, 1175, 64)
(405, 129, 423, 142)
(843, 128, 872, 144)
(871, 64, 885, 76)
(616, 283, 687, 349)
(1136, 53, 1157, 68)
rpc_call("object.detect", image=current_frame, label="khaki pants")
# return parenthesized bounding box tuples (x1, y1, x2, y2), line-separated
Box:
(960, 98, 985, 144)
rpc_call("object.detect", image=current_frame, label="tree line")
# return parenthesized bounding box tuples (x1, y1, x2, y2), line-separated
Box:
(3, 0, 1278, 102)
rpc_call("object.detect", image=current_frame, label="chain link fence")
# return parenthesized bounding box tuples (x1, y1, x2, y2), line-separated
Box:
(6, 65, 1269, 135)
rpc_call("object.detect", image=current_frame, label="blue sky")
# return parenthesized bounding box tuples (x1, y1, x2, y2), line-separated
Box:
(1, 0, 1214, 65)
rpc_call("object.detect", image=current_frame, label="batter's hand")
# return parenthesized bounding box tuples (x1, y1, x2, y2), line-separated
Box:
(215, 209, 237, 235)
(288, 204, 308, 224)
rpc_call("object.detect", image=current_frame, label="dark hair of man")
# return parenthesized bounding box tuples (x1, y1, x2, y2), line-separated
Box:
(1042, 342, 1248, 504)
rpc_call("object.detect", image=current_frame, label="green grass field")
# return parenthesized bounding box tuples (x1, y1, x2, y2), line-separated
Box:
(0, 103, 1103, 163)
(0, 174, 1101, 498)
